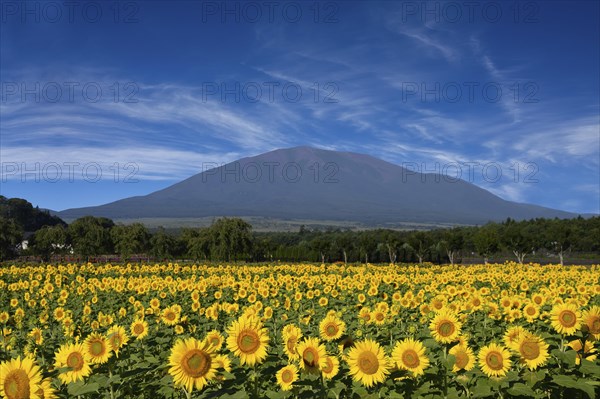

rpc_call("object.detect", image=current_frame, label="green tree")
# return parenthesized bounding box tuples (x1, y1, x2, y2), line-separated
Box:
(543, 219, 573, 266)
(183, 228, 211, 261)
(404, 231, 433, 265)
(501, 220, 537, 264)
(441, 228, 465, 265)
(31, 224, 68, 261)
(473, 224, 500, 264)
(68, 216, 114, 259)
(150, 227, 176, 259)
(358, 233, 377, 264)
(208, 218, 252, 261)
(0, 216, 23, 260)
(111, 223, 150, 260)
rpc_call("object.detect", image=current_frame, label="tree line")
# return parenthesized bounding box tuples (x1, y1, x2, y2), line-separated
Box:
(0, 196, 597, 264)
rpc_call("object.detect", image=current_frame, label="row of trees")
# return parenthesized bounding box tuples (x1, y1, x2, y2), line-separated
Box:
(254, 217, 598, 265)
(13, 216, 252, 262)
(2, 213, 598, 264)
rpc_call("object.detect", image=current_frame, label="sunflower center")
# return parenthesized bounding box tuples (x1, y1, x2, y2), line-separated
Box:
(67, 352, 84, 371)
(438, 321, 455, 337)
(455, 351, 468, 369)
(358, 351, 379, 375)
(166, 312, 176, 321)
(375, 313, 384, 321)
(558, 310, 576, 327)
(485, 351, 503, 370)
(589, 317, 600, 334)
(520, 340, 540, 360)
(182, 349, 211, 378)
(111, 335, 122, 348)
(4, 370, 30, 399)
(281, 369, 294, 384)
(322, 358, 333, 373)
(210, 337, 220, 346)
(133, 324, 145, 335)
(238, 330, 260, 354)
(401, 349, 420, 369)
(325, 324, 338, 336)
(90, 341, 105, 356)
(526, 307, 536, 316)
(302, 348, 318, 367)
(286, 337, 297, 353)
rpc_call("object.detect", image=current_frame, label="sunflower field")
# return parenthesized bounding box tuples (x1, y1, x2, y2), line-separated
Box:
(1, 262, 599, 399)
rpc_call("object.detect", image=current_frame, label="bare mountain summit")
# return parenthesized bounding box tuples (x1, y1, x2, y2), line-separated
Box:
(58, 146, 576, 225)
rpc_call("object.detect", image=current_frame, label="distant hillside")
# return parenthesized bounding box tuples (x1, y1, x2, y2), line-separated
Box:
(58, 146, 578, 225)
(0, 196, 66, 232)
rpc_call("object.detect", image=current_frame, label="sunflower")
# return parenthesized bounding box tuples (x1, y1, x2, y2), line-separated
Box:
(296, 337, 327, 374)
(206, 330, 224, 351)
(213, 354, 232, 373)
(478, 343, 511, 378)
(321, 355, 340, 379)
(282, 325, 302, 360)
(531, 293, 545, 306)
(0, 356, 42, 399)
(392, 338, 430, 376)
(28, 328, 43, 346)
(168, 337, 217, 393)
(372, 310, 387, 326)
(503, 326, 529, 350)
(54, 342, 92, 384)
(276, 364, 298, 391)
(319, 314, 346, 341)
(107, 325, 129, 356)
(448, 344, 475, 372)
(581, 306, 600, 339)
(568, 339, 598, 365)
(226, 315, 269, 366)
(347, 339, 390, 387)
(515, 334, 549, 370)
(130, 319, 149, 340)
(429, 309, 462, 344)
(358, 307, 371, 323)
(35, 378, 57, 399)
(161, 306, 180, 326)
(84, 333, 112, 364)
(550, 303, 581, 335)
(522, 303, 540, 323)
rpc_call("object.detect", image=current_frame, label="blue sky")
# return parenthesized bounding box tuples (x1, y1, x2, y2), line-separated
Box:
(1, 0, 599, 214)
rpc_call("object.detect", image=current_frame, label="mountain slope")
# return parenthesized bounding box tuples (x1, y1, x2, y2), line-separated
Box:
(58, 146, 577, 224)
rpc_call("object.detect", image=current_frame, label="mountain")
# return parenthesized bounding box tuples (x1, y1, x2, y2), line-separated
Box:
(58, 146, 577, 225)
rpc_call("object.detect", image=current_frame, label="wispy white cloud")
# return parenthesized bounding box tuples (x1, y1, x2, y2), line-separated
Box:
(1, 145, 242, 181)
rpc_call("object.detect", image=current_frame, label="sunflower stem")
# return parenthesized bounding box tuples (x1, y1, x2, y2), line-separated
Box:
(253, 364, 259, 399)
(442, 344, 448, 398)
(108, 368, 115, 399)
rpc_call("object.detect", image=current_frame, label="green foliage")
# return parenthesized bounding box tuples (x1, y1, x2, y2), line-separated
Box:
(69, 216, 115, 259)
(0, 216, 23, 260)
